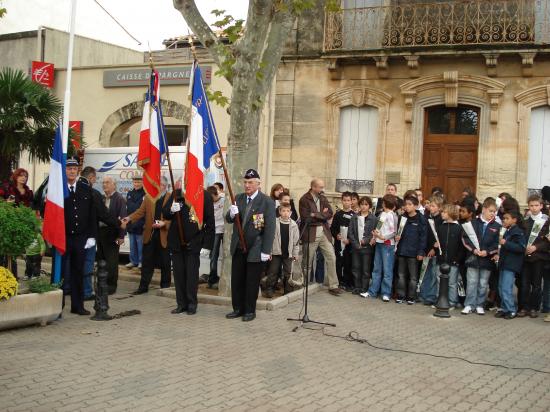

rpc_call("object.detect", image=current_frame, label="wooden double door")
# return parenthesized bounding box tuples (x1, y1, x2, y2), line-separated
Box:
(421, 106, 479, 203)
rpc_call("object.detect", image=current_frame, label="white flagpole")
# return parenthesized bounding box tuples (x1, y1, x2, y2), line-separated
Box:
(62, 0, 78, 154)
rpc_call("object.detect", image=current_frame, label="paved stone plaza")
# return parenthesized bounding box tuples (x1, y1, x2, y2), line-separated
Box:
(1, 280, 549, 412)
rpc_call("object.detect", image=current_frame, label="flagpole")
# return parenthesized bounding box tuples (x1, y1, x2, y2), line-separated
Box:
(187, 36, 247, 252)
(62, 0, 77, 153)
(148, 53, 186, 246)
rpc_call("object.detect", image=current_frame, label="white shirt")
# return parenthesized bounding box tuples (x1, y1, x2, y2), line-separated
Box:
(246, 190, 259, 203)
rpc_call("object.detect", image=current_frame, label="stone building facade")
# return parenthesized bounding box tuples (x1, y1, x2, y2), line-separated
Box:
(268, 0, 550, 205)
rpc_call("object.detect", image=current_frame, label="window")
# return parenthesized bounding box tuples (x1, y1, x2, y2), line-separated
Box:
(336, 105, 378, 193)
(427, 106, 479, 135)
(528, 106, 550, 192)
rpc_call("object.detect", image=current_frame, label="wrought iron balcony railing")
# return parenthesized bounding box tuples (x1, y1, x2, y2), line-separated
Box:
(324, 0, 548, 52)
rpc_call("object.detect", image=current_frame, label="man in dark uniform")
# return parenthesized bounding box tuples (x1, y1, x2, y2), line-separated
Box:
(226, 169, 276, 322)
(163, 188, 215, 315)
(63, 156, 97, 315)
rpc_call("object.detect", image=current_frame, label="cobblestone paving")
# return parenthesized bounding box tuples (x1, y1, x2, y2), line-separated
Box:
(1, 280, 549, 411)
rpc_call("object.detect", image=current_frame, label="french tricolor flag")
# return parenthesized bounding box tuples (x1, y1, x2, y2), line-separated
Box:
(185, 62, 220, 226)
(138, 70, 166, 200)
(42, 125, 68, 254)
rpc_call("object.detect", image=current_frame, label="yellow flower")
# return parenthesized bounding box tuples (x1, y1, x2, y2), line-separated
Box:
(0, 266, 18, 301)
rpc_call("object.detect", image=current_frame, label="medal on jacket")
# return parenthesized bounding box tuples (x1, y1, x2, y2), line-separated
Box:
(252, 213, 264, 229)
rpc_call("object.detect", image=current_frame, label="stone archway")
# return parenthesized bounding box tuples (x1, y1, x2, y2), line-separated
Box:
(99, 99, 190, 147)
(399, 72, 505, 197)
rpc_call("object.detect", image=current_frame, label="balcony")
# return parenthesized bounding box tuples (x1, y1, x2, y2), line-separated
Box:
(324, 0, 549, 52)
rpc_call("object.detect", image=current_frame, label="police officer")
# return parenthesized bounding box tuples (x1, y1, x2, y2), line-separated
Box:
(64, 156, 97, 315)
(226, 169, 276, 322)
(163, 189, 215, 315)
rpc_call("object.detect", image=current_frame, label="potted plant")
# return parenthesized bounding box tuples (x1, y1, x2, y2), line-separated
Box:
(0, 202, 62, 330)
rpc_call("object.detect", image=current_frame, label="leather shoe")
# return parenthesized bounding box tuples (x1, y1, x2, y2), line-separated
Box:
(171, 306, 186, 314)
(84, 294, 96, 301)
(71, 308, 91, 316)
(131, 289, 148, 295)
(187, 306, 197, 315)
(328, 288, 344, 296)
(242, 313, 256, 322)
(225, 311, 242, 319)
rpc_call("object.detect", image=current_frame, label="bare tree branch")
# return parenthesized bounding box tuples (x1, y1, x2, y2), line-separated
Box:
(172, 0, 230, 82)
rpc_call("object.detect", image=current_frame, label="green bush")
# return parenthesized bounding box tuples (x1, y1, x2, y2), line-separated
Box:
(0, 201, 39, 256)
(27, 276, 60, 294)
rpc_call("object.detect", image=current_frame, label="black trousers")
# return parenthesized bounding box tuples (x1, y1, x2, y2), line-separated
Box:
(231, 249, 266, 315)
(97, 228, 120, 293)
(25, 255, 42, 278)
(171, 250, 199, 310)
(521, 260, 544, 311)
(62, 234, 86, 311)
(140, 231, 171, 290)
(335, 246, 352, 286)
(397, 256, 419, 300)
(351, 249, 373, 290)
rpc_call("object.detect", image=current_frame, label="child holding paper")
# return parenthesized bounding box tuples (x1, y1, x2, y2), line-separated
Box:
(362, 194, 398, 301)
(434, 204, 464, 308)
(330, 192, 355, 290)
(348, 196, 376, 294)
(495, 210, 525, 319)
(395, 195, 427, 304)
(461, 197, 501, 315)
(518, 194, 550, 318)
(419, 195, 444, 305)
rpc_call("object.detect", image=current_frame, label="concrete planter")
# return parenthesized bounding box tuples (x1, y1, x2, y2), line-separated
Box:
(0, 289, 62, 331)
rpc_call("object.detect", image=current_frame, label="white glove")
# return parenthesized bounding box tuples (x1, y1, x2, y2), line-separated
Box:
(84, 238, 96, 249)
(200, 248, 211, 257)
(260, 253, 271, 262)
(170, 202, 181, 213)
(229, 204, 239, 218)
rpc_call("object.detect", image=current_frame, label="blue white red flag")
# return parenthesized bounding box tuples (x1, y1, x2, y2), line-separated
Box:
(138, 70, 167, 200)
(185, 62, 221, 225)
(42, 125, 68, 254)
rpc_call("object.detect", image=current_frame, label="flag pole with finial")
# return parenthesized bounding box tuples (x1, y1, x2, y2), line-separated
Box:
(187, 34, 247, 252)
(148, 47, 186, 245)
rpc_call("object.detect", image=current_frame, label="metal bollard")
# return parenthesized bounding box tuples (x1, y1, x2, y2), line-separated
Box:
(433, 263, 451, 318)
(91, 260, 112, 321)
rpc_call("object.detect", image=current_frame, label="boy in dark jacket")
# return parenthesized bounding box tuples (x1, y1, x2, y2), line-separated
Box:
(495, 210, 526, 319)
(434, 204, 464, 308)
(347, 196, 376, 294)
(518, 194, 550, 318)
(461, 197, 501, 315)
(419, 195, 444, 305)
(395, 195, 427, 304)
(330, 192, 355, 290)
(126, 176, 146, 269)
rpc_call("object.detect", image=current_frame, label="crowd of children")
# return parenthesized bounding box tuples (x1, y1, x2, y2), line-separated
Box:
(326, 185, 550, 321)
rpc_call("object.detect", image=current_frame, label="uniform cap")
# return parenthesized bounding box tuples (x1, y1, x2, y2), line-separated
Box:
(243, 169, 260, 180)
(66, 156, 79, 167)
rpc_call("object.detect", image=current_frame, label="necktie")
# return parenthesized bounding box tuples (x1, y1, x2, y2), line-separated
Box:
(482, 222, 488, 237)
(70, 185, 74, 194)
(247, 197, 251, 204)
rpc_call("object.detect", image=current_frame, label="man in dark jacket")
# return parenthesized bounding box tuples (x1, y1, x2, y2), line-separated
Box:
(126, 176, 145, 269)
(299, 179, 343, 296)
(163, 188, 215, 315)
(97, 176, 127, 295)
(226, 169, 276, 321)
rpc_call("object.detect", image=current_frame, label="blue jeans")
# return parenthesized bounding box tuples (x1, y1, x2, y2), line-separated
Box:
(368, 243, 395, 297)
(435, 264, 459, 307)
(83, 245, 96, 298)
(465, 267, 491, 308)
(498, 269, 517, 314)
(129, 233, 143, 266)
(419, 258, 437, 304)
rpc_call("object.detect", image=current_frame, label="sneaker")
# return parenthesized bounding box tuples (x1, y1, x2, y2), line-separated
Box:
(476, 307, 485, 315)
(544, 314, 550, 322)
(449, 306, 455, 311)
(360, 291, 371, 298)
(382, 295, 390, 302)
(198, 274, 209, 284)
(505, 312, 517, 319)
(125, 262, 135, 269)
(137, 263, 142, 269)
(406, 299, 415, 305)
(396, 297, 404, 304)
(461, 305, 473, 315)
(494, 311, 506, 318)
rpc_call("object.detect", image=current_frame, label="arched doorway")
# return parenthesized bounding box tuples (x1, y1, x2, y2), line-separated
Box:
(421, 105, 479, 202)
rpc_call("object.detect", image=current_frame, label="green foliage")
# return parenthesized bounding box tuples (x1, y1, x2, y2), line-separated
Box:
(27, 276, 61, 294)
(0, 8, 6, 18)
(206, 89, 230, 108)
(0, 67, 63, 179)
(0, 202, 39, 257)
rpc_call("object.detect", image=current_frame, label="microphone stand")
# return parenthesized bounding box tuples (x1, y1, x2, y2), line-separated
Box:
(287, 217, 336, 328)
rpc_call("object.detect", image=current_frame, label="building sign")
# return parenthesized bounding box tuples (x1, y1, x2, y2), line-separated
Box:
(103, 66, 212, 88)
(69, 121, 83, 150)
(31, 61, 54, 88)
